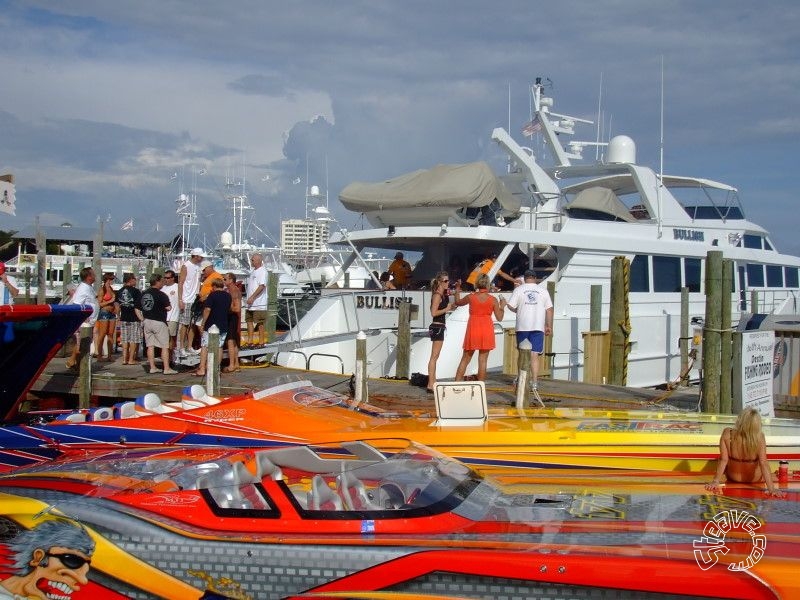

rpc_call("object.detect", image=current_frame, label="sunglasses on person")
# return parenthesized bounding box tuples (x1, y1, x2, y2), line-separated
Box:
(45, 552, 91, 569)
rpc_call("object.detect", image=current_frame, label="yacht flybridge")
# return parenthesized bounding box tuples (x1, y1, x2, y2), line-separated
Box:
(270, 78, 800, 387)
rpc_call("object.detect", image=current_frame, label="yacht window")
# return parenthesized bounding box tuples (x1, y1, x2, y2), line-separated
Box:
(746, 264, 765, 287)
(684, 258, 702, 292)
(785, 267, 799, 288)
(765, 239, 774, 251)
(766, 265, 783, 287)
(653, 256, 681, 292)
(743, 234, 762, 249)
(630, 255, 649, 292)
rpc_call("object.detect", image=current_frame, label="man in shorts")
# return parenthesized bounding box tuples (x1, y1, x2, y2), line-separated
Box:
(500, 269, 553, 392)
(161, 269, 180, 359)
(114, 272, 143, 365)
(141, 273, 177, 374)
(194, 278, 231, 376)
(244, 253, 268, 346)
(177, 248, 205, 357)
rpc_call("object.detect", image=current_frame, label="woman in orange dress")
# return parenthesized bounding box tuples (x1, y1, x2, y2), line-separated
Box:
(705, 407, 785, 497)
(454, 273, 504, 381)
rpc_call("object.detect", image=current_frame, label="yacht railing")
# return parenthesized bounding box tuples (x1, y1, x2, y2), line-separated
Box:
(746, 289, 800, 315)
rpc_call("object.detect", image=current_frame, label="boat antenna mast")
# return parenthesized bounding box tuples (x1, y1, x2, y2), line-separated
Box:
(225, 156, 253, 253)
(175, 168, 199, 258)
(531, 77, 594, 167)
(657, 57, 665, 239)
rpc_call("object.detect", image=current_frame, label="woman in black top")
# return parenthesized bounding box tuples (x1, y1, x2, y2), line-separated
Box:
(426, 271, 454, 392)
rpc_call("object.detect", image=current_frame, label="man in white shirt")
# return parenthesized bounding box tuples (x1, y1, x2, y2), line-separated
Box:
(161, 269, 180, 359)
(66, 266, 99, 369)
(177, 247, 205, 357)
(0, 261, 19, 305)
(500, 269, 553, 391)
(245, 253, 268, 346)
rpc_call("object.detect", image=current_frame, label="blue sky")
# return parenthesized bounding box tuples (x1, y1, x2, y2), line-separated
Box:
(1, 1, 799, 254)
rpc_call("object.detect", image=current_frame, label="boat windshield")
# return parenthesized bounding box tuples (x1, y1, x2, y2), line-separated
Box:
(8, 441, 479, 517)
(271, 440, 479, 514)
(667, 181, 745, 221)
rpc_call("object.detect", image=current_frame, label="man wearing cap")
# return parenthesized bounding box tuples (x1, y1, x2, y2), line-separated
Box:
(500, 269, 553, 392)
(0, 262, 19, 305)
(198, 260, 224, 301)
(387, 252, 412, 289)
(177, 248, 205, 357)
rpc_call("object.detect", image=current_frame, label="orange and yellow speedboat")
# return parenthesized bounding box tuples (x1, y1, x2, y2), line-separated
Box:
(2, 378, 798, 478)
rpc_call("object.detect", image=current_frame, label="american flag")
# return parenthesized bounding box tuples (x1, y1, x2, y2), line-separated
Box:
(121, 218, 134, 231)
(522, 116, 542, 137)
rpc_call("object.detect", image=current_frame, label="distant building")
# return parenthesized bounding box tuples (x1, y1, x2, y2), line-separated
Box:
(280, 219, 329, 257)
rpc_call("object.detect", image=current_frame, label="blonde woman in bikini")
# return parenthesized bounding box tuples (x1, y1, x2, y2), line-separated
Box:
(705, 407, 785, 497)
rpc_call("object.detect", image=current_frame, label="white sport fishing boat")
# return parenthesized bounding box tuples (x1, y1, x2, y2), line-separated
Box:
(269, 77, 800, 387)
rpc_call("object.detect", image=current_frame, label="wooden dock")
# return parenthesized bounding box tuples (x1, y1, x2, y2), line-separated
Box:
(27, 352, 706, 415)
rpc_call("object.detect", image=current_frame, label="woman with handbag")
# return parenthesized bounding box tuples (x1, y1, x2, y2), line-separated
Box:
(426, 272, 454, 393)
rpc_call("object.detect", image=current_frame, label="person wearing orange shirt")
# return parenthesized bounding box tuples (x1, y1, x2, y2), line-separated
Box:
(465, 253, 515, 290)
(387, 252, 412, 289)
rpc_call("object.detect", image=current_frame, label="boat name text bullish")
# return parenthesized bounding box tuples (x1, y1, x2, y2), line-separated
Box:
(673, 228, 704, 242)
(356, 296, 412, 310)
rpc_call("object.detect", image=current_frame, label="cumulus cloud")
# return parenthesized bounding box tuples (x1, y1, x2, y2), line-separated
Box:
(0, 0, 798, 250)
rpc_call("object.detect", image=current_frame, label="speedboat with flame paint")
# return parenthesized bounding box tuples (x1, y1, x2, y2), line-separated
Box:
(1, 378, 798, 476)
(0, 440, 797, 599)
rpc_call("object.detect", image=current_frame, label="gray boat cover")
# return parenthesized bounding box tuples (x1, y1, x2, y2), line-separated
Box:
(339, 162, 520, 216)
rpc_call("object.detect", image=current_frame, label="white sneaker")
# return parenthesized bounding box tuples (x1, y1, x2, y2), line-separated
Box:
(177, 348, 188, 358)
(188, 348, 201, 356)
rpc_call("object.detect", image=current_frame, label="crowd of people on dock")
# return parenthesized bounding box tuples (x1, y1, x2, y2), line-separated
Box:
(59, 248, 270, 375)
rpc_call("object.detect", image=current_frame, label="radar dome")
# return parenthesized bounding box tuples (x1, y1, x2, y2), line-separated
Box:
(310, 185, 321, 197)
(607, 135, 636, 164)
(220, 231, 233, 250)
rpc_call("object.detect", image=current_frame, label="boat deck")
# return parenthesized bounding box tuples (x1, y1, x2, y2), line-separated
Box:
(26, 351, 705, 414)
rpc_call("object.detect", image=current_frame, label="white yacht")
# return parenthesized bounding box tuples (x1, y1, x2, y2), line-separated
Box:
(269, 78, 800, 387)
